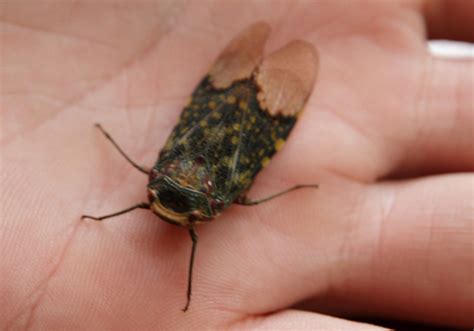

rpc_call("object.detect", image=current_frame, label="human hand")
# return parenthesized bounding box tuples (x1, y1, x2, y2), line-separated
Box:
(1, 1, 472, 329)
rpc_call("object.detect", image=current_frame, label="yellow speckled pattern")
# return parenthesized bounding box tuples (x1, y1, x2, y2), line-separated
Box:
(157, 77, 297, 206)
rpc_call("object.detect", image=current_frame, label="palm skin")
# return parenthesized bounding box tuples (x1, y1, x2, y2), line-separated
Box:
(1, 1, 472, 329)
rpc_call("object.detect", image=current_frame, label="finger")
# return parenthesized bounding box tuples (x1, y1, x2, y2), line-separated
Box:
(423, 0, 474, 42)
(391, 55, 474, 177)
(318, 174, 473, 328)
(232, 310, 388, 331)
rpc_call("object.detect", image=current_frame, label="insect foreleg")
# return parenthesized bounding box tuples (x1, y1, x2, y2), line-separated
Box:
(94, 123, 150, 175)
(235, 184, 318, 206)
(81, 202, 150, 221)
(182, 227, 199, 312)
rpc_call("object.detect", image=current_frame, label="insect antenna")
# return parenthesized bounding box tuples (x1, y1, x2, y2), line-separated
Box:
(94, 123, 150, 175)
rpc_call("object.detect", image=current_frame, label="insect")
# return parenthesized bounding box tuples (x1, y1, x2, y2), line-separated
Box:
(82, 21, 319, 312)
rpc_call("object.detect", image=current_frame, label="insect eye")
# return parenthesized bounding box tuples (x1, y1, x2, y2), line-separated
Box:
(148, 170, 159, 181)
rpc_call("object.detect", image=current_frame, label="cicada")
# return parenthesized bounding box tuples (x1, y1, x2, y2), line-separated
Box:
(82, 22, 319, 311)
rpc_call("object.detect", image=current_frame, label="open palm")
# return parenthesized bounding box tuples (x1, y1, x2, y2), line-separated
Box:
(1, 1, 472, 329)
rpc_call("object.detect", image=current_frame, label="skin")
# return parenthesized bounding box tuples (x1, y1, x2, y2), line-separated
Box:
(0, 0, 472, 329)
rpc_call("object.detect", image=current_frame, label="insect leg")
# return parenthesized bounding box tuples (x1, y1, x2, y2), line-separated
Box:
(235, 184, 318, 206)
(81, 202, 150, 221)
(182, 227, 198, 312)
(94, 123, 150, 175)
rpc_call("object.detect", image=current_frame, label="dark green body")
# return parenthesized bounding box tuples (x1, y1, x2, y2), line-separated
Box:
(148, 77, 296, 221)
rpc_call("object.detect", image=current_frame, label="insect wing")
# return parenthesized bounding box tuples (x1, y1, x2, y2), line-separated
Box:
(255, 40, 319, 116)
(157, 23, 319, 206)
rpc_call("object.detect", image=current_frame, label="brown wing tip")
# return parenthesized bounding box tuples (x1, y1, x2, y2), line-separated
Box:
(209, 22, 272, 89)
(255, 40, 319, 116)
(246, 21, 272, 37)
